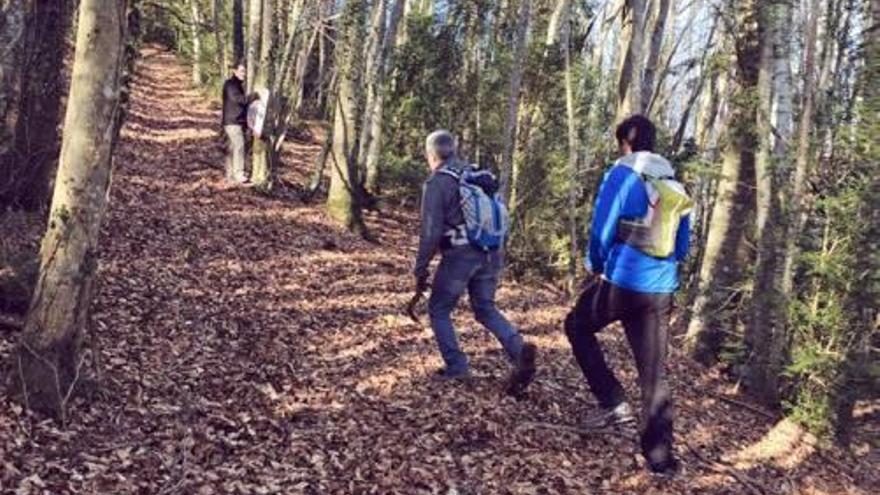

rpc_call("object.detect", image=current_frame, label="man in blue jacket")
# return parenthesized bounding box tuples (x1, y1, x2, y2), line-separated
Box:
(564, 115, 691, 476)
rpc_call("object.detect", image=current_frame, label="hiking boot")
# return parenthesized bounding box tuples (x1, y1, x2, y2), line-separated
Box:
(648, 457, 680, 479)
(582, 401, 636, 430)
(433, 367, 471, 382)
(506, 343, 537, 397)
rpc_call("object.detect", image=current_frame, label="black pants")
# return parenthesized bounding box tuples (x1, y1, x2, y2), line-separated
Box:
(564, 278, 674, 465)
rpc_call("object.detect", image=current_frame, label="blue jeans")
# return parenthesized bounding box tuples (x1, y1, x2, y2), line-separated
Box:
(428, 246, 524, 374)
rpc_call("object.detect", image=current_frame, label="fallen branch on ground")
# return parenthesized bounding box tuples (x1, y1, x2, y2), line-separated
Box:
(711, 393, 777, 420)
(518, 421, 637, 441)
(685, 441, 767, 495)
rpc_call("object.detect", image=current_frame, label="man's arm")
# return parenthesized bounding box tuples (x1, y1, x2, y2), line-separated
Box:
(224, 81, 248, 105)
(674, 214, 691, 262)
(414, 176, 447, 282)
(586, 167, 628, 273)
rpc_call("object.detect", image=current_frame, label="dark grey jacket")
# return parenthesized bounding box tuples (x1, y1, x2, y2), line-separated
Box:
(414, 159, 467, 280)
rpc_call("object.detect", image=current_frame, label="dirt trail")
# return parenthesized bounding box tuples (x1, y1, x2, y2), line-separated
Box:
(0, 48, 875, 494)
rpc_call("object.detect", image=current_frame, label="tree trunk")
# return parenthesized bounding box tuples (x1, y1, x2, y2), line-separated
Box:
(355, 0, 386, 191)
(0, 0, 26, 176)
(695, 60, 725, 152)
(498, 0, 530, 206)
(327, 0, 368, 236)
(364, 0, 405, 195)
(306, 129, 332, 198)
(13, 0, 125, 421)
(671, 19, 718, 152)
(685, 1, 761, 364)
(782, 0, 821, 295)
(747, 0, 794, 406)
(291, 19, 318, 114)
(3, 0, 73, 211)
(233, 0, 244, 62)
(213, 0, 227, 74)
(246, 0, 262, 91)
(641, 0, 671, 114)
(189, 0, 202, 85)
(615, 0, 647, 121)
(250, 0, 276, 191)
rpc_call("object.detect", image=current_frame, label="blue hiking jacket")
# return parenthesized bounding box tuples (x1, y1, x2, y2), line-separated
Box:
(586, 152, 691, 294)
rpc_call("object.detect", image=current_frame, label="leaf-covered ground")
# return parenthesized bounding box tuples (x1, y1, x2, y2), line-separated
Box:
(1, 47, 877, 495)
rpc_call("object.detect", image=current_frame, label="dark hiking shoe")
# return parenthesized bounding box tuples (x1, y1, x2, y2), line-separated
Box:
(582, 402, 636, 430)
(506, 343, 537, 398)
(433, 367, 471, 382)
(648, 457, 680, 479)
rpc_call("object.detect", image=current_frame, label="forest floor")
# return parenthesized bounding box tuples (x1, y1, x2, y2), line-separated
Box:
(1, 46, 878, 495)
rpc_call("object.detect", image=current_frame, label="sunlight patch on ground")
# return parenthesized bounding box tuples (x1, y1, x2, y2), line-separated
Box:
(726, 418, 817, 470)
(122, 122, 216, 142)
(353, 352, 438, 396)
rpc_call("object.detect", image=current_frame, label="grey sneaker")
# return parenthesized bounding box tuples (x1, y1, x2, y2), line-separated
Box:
(583, 402, 636, 429)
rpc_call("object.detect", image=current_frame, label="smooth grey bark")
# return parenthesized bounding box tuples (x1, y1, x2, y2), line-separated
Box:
(641, 0, 671, 114)
(14, 0, 126, 420)
(327, 0, 368, 236)
(498, 0, 531, 206)
(615, 0, 647, 122)
(363, 0, 405, 195)
(189, 0, 202, 84)
(250, 0, 276, 191)
(213, 0, 227, 73)
(246, 0, 262, 91)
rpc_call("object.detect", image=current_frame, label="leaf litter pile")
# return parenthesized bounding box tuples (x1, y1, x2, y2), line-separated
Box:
(1, 48, 877, 495)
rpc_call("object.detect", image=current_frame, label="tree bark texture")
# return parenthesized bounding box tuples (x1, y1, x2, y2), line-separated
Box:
(14, 0, 126, 420)
(498, 0, 531, 206)
(327, 0, 368, 235)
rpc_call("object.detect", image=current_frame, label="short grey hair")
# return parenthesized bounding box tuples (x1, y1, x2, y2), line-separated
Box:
(425, 130, 457, 160)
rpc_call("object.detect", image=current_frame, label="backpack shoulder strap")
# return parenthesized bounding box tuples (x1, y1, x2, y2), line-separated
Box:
(438, 167, 463, 181)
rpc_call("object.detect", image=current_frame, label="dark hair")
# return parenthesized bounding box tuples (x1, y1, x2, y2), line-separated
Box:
(615, 114, 656, 152)
(232, 59, 246, 70)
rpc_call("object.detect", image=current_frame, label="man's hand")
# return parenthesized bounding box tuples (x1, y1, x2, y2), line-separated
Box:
(407, 275, 430, 324)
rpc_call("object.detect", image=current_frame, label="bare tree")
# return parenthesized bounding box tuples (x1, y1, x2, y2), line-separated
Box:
(363, 0, 406, 195)
(327, 0, 368, 236)
(13, 0, 126, 420)
(685, 0, 762, 364)
(250, 0, 276, 191)
(212, 0, 228, 74)
(189, 0, 203, 85)
(641, 0, 672, 114)
(747, 0, 795, 406)
(2, 0, 74, 210)
(498, 0, 531, 205)
(615, 0, 648, 121)
(246, 0, 262, 91)
(233, 0, 244, 62)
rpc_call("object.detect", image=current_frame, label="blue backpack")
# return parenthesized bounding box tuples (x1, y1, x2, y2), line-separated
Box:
(440, 165, 509, 251)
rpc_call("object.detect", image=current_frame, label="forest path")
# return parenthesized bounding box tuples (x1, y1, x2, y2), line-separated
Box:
(1, 47, 873, 494)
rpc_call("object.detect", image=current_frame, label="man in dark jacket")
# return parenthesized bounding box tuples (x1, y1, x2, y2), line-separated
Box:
(414, 130, 537, 394)
(222, 62, 258, 183)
